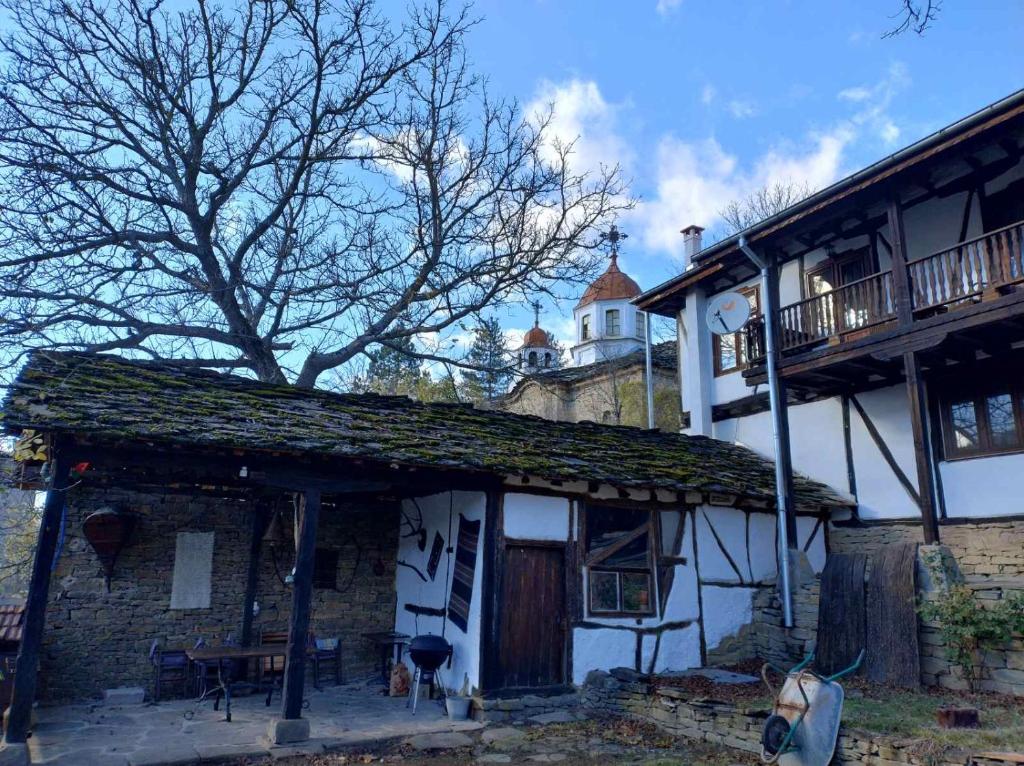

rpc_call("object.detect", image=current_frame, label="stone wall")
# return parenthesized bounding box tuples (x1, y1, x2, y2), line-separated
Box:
(829, 520, 1024, 578)
(42, 486, 399, 702)
(582, 670, 1020, 766)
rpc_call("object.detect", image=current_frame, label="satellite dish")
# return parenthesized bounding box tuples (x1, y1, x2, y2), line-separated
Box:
(706, 292, 752, 335)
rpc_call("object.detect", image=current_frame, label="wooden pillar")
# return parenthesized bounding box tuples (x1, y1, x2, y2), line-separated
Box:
(4, 453, 71, 744)
(281, 489, 320, 720)
(887, 194, 914, 328)
(241, 506, 271, 647)
(479, 489, 502, 692)
(904, 351, 940, 544)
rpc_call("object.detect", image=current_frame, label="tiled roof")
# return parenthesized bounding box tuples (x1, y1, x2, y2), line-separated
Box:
(520, 341, 677, 387)
(576, 255, 642, 308)
(2, 352, 850, 509)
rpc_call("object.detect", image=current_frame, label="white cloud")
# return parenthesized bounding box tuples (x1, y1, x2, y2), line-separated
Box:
(656, 0, 683, 16)
(630, 62, 911, 257)
(727, 99, 757, 119)
(527, 78, 632, 176)
(701, 84, 716, 106)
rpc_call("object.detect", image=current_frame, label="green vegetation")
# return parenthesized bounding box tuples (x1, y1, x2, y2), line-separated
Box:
(918, 585, 1024, 688)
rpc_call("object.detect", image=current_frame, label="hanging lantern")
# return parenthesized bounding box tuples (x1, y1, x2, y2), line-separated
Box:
(82, 508, 135, 592)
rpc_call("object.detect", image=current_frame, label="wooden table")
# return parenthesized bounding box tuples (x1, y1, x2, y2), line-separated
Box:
(186, 645, 299, 722)
(362, 631, 410, 684)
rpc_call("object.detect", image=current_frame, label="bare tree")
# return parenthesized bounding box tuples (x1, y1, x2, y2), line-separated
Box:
(883, 0, 942, 37)
(0, 0, 627, 386)
(718, 180, 814, 236)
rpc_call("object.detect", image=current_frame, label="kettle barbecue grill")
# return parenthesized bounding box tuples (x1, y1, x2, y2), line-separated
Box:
(406, 634, 453, 714)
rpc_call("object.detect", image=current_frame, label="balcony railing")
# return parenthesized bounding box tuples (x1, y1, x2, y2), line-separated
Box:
(744, 219, 1024, 365)
(908, 220, 1024, 311)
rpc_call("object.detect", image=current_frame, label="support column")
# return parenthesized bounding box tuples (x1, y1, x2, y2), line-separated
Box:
(681, 287, 713, 435)
(887, 193, 914, 328)
(904, 351, 940, 544)
(281, 489, 320, 720)
(241, 506, 271, 647)
(4, 452, 71, 745)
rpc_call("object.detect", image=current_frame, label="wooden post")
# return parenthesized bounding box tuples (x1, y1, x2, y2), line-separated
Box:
(241, 506, 271, 647)
(887, 194, 915, 328)
(281, 490, 320, 720)
(4, 453, 71, 744)
(479, 489, 502, 692)
(904, 351, 940, 544)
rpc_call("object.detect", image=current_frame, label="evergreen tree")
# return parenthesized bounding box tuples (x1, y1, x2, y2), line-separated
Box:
(358, 335, 423, 396)
(460, 318, 513, 401)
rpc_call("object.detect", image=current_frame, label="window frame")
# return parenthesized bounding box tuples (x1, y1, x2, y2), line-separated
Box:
(712, 285, 760, 377)
(803, 247, 876, 299)
(604, 308, 621, 337)
(582, 505, 658, 617)
(581, 314, 591, 341)
(939, 373, 1024, 461)
(635, 311, 646, 339)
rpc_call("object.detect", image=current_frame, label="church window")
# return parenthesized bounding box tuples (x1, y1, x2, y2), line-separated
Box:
(605, 309, 621, 336)
(636, 311, 646, 338)
(528, 351, 538, 367)
(581, 315, 591, 340)
(544, 352, 552, 367)
(584, 506, 656, 616)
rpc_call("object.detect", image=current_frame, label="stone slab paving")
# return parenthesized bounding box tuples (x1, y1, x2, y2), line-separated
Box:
(27, 682, 482, 765)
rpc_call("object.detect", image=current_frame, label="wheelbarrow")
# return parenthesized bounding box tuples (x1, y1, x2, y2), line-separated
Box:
(759, 650, 865, 766)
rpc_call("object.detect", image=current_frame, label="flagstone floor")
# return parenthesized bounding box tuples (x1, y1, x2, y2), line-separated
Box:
(27, 681, 483, 766)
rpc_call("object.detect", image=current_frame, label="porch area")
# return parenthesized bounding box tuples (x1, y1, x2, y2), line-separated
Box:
(27, 681, 482, 766)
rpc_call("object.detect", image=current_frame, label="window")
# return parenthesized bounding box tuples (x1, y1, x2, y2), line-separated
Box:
(636, 311, 646, 338)
(712, 285, 760, 376)
(313, 548, 340, 589)
(581, 314, 591, 340)
(543, 352, 552, 367)
(804, 248, 879, 335)
(584, 506, 655, 615)
(605, 309, 621, 336)
(527, 351, 538, 367)
(941, 374, 1024, 459)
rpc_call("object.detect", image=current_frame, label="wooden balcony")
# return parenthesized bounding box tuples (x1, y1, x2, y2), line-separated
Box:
(746, 220, 1024, 366)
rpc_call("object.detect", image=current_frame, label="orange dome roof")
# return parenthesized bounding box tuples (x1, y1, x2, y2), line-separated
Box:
(576, 255, 641, 308)
(522, 324, 551, 347)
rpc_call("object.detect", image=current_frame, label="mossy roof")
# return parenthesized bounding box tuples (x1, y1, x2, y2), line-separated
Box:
(2, 351, 850, 509)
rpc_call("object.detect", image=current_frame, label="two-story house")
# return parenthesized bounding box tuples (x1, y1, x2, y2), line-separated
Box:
(636, 89, 1024, 574)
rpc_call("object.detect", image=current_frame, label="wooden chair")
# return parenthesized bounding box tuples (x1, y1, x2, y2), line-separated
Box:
(148, 639, 190, 701)
(309, 634, 343, 688)
(257, 629, 289, 691)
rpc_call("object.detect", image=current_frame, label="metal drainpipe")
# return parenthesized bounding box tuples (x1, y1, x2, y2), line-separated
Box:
(644, 311, 655, 429)
(738, 236, 794, 628)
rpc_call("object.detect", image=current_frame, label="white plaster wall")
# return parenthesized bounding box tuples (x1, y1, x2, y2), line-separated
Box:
(502, 493, 570, 541)
(653, 624, 703, 673)
(702, 585, 756, 651)
(848, 385, 919, 520)
(394, 491, 486, 693)
(572, 628, 637, 685)
(695, 506, 748, 584)
(715, 397, 850, 496)
(940, 453, 1024, 518)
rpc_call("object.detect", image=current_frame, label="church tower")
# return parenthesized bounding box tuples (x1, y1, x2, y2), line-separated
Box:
(571, 225, 644, 366)
(519, 301, 559, 373)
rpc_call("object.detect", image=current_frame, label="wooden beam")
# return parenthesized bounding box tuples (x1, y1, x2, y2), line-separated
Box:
(886, 195, 914, 329)
(241, 506, 272, 647)
(4, 452, 71, 744)
(849, 395, 921, 509)
(282, 490, 321, 720)
(903, 352, 941, 544)
(479, 489, 503, 692)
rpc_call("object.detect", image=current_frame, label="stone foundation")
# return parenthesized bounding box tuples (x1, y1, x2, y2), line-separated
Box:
(582, 670, 1021, 766)
(830, 520, 1024, 578)
(470, 691, 582, 723)
(42, 487, 399, 702)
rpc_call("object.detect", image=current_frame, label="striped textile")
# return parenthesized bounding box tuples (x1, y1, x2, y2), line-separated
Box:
(446, 514, 481, 633)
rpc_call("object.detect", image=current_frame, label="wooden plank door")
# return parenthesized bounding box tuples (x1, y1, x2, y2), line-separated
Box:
(497, 543, 566, 689)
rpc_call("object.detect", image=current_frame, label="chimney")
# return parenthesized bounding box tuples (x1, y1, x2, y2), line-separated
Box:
(680, 225, 704, 269)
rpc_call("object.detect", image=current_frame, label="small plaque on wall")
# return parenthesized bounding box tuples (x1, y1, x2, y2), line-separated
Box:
(170, 531, 214, 609)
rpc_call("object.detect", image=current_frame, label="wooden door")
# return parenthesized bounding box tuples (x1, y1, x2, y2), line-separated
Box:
(497, 543, 566, 689)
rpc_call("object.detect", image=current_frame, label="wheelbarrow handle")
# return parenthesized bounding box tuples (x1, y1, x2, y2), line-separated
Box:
(760, 652, 815, 697)
(823, 649, 865, 683)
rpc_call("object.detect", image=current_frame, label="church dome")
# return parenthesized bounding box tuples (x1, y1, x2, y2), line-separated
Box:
(575, 253, 641, 309)
(523, 325, 551, 348)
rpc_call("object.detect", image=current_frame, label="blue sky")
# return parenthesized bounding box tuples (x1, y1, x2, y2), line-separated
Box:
(398, 0, 1024, 349)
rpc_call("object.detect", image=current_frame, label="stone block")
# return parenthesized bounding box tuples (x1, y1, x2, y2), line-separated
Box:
(266, 717, 310, 745)
(103, 687, 145, 706)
